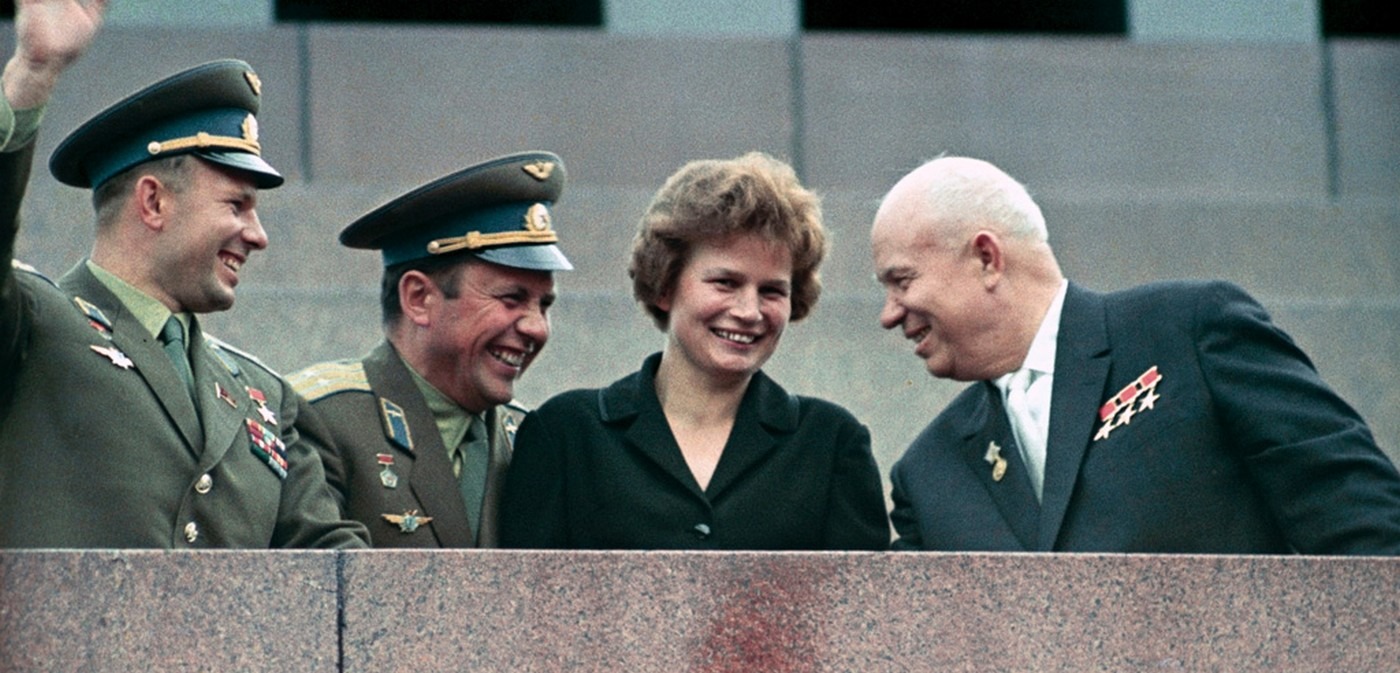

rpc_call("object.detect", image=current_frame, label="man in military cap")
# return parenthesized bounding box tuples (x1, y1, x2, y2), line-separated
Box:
(0, 0, 368, 548)
(290, 152, 572, 548)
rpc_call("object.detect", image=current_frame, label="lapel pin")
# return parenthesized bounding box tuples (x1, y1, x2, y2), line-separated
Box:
(984, 440, 1008, 482)
(216, 382, 239, 408)
(74, 296, 113, 339)
(383, 510, 431, 533)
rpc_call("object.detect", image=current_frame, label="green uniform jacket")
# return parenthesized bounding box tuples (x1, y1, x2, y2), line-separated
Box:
(0, 143, 368, 549)
(291, 341, 520, 548)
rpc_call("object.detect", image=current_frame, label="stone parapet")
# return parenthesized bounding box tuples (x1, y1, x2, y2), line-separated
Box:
(2, 551, 1396, 672)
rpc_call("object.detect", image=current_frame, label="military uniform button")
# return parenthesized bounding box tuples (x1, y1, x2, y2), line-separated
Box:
(184, 522, 199, 543)
(692, 523, 711, 539)
(195, 474, 213, 494)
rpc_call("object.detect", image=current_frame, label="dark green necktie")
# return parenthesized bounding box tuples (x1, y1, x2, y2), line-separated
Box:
(159, 316, 196, 399)
(456, 414, 490, 542)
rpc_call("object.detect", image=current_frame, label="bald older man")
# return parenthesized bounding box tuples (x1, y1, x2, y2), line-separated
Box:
(871, 156, 1400, 555)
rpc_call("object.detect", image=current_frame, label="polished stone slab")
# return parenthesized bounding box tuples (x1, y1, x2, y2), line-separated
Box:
(1, 551, 1395, 672)
(340, 550, 1400, 672)
(0, 550, 342, 673)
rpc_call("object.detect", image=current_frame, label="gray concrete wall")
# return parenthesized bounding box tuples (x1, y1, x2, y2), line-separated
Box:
(8, 25, 1399, 482)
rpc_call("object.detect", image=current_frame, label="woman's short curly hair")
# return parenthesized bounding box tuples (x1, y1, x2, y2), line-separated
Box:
(629, 152, 826, 331)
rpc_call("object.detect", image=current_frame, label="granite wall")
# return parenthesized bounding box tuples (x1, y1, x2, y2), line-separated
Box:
(2, 550, 1397, 672)
(6, 25, 1397, 484)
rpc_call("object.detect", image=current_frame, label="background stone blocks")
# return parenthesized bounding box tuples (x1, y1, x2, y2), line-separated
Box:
(7, 25, 1399, 481)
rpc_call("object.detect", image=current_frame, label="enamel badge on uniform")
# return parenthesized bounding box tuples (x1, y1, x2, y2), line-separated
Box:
(74, 296, 112, 339)
(984, 440, 1008, 482)
(90, 344, 133, 369)
(376, 453, 399, 489)
(216, 382, 239, 408)
(1094, 366, 1164, 441)
(379, 398, 414, 451)
(246, 386, 277, 425)
(246, 418, 289, 479)
(383, 510, 432, 533)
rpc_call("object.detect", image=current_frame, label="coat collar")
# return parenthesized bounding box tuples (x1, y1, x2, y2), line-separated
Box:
(597, 352, 800, 500)
(60, 261, 204, 453)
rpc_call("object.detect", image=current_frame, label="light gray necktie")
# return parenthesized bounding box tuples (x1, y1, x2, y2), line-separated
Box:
(1005, 368, 1048, 501)
(456, 414, 490, 540)
(159, 316, 196, 400)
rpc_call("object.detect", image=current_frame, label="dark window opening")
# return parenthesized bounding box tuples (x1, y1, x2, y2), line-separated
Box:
(274, 0, 602, 27)
(802, 0, 1127, 35)
(1322, 0, 1400, 37)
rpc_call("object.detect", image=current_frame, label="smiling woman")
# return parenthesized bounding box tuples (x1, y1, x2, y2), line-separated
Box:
(498, 152, 891, 551)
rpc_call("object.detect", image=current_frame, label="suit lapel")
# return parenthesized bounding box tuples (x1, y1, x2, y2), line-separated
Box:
(963, 382, 1040, 549)
(59, 264, 203, 453)
(365, 343, 475, 548)
(1037, 283, 1112, 550)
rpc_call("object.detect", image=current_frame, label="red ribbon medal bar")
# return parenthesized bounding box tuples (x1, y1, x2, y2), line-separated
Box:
(1094, 366, 1163, 441)
(246, 418, 289, 479)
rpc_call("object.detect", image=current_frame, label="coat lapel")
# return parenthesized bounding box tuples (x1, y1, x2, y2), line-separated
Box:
(59, 264, 203, 453)
(703, 370, 792, 501)
(475, 408, 514, 547)
(963, 382, 1040, 549)
(602, 354, 708, 500)
(191, 323, 248, 468)
(364, 343, 476, 548)
(1037, 283, 1112, 550)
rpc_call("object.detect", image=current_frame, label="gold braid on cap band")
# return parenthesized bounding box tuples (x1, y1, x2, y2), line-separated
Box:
(425, 202, 558, 256)
(146, 115, 263, 157)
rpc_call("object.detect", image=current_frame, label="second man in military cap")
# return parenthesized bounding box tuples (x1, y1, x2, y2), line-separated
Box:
(289, 152, 572, 547)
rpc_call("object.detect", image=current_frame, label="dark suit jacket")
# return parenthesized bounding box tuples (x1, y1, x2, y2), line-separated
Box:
(499, 353, 890, 550)
(290, 341, 518, 548)
(0, 142, 367, 549)
(890, 281, 1400, 554)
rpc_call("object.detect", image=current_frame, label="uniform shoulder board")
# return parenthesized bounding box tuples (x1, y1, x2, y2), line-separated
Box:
(11, 259, 57, 287)
(289, 360, 371, 402)
(202, 333, 280, 379)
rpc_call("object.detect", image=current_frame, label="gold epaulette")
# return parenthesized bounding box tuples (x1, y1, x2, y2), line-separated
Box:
(288, 360, 371, 402)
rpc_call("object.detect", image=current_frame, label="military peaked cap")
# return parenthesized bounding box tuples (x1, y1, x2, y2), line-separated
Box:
(340, 151, 573, 271)
(50, 59, 283, 190)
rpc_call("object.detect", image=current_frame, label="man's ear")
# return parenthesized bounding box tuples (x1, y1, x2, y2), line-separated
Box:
(133, 175, 168, 232)
(398, 270, 440, 327)
(970, 230, 1005, 288)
